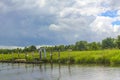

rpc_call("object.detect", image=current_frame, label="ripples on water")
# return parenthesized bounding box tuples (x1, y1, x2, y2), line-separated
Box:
(0, 63, 120, 80)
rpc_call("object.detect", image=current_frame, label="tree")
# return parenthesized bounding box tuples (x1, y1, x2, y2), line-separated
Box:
(116, 35, 120, 49)
(65, 45, 75, 50)
(58, 45, 65, 51)
(75, 41, 88, 51)
(28, 45, 37, 52)
(23, 45, 36, 52)
(102, 37, 116, 49)
(88, 42, 101, 50)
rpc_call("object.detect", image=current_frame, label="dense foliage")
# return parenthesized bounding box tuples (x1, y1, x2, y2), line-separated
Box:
(0, 35, 120, 54)
(0, 45, 37, 54)
(46, 35, 120, 51)
(0, 35, 120, 66)
(1, 50, 120, 65)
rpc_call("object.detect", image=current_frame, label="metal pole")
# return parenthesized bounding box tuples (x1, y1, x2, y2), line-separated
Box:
(44, 48, 46, 59)
(39, 49, 42, 61)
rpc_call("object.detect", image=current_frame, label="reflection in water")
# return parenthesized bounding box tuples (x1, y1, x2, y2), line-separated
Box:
(39, 64, 42, 72)
(50, 63, 53, 70)
(18, 63, 20, 69)
(44, 63, 47, 72)
(25, 63, 28, 72)
(11, 63, 14, 69)
(0, 63, 120, 80)
(68, 64, 71, 76)
(58, 63, 61, 80)
(31, 64, 34, 72)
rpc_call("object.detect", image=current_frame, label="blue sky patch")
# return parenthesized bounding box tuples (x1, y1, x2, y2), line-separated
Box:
(101, 10, 118, 18)
(112, 20, 120, 26)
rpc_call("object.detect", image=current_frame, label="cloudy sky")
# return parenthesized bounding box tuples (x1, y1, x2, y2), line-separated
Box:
(0, 0, 120, 47)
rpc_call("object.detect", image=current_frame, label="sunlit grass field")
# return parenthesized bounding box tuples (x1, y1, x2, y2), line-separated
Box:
(1, 49, 120, 65)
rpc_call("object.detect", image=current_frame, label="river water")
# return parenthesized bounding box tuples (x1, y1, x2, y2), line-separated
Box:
(0, 63, 120, 80)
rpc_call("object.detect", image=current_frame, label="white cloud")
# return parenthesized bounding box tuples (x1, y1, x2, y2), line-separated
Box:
(36, 0, 46, 8)
(49, 0, 120, 42)
(0, 1, 8, 13)
(109, 0, 120, 9)
(1, 0, 120, 46)
(49, 15, 95, 42)
(90, 16, 112, 39)
(117, 10, 120, 16)
(49, 24, 62, 31)
(73, 0, 109, 16)
(0, 46, 24, 49)
(90, 16, 113, 32)
(113, 25, 120, 33)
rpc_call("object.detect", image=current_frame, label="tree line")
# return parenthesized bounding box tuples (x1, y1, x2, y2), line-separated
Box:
(0, 45, 37, 54)
(0, 35, 120, 54)
(46, 35, 120, 51)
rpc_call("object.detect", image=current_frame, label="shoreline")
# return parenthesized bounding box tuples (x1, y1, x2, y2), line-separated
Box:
(1, 50, 120, 66)
(0, 60, 118, 66)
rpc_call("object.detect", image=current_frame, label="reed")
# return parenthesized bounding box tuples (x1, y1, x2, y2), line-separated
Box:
(1, 49, 120, 65)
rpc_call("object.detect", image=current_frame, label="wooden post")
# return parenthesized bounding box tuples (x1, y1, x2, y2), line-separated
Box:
(25, 52, 28, 61)
(50, 50, 52, 63)
(2, 53, 3, 61)
(58, 50, 60, 63)
(68, 49, 72, 64)
(8, 53, 11, 61)
(18, 51, 20, 59)
(32, 51, 34, 61)
(12, 52, 14, 62)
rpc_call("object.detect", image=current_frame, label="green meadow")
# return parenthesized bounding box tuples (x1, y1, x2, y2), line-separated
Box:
(1, 49, 120, 65)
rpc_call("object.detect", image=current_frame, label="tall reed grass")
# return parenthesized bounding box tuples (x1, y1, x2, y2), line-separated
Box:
(0, 49, 120, 65)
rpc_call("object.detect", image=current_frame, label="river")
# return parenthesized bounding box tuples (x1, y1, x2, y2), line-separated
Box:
(0, 63, 120, 80)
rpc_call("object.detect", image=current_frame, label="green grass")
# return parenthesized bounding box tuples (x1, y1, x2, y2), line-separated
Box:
(1, 49, 120, 65)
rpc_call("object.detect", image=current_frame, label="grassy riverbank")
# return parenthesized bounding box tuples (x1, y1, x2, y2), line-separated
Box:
(0, 49, 120, 65)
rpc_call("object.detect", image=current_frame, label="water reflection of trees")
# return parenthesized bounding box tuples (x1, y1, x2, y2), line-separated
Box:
(0, 63, 73, 80)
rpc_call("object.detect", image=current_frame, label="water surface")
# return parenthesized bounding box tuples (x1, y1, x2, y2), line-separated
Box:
(0, 63, 120, 80)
